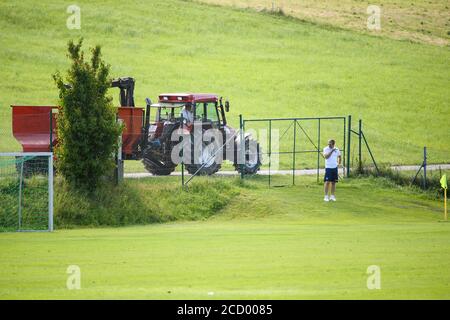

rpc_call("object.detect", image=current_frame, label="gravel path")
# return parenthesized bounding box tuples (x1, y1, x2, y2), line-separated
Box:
(124, 164, 450, 179)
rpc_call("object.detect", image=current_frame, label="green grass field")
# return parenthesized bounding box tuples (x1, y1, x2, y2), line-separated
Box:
(0, 0, 449, 165)
(1, 0, 449, 300)
(1, 176, 449, 299)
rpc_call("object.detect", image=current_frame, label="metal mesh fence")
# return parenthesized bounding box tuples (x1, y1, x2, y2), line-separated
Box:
(242, 117, 347, 186)
(0, 153, 53, 232)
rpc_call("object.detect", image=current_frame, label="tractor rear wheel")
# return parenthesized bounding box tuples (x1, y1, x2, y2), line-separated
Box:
(185, 142, 221, 175)
(234, 138, 262, 175)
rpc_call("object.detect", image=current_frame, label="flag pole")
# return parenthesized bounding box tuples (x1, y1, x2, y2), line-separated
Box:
(440, 174, 448, 221)
(445, 188, 448, 221)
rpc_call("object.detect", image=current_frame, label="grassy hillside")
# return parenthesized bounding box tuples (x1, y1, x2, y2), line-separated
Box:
(1, 176, 449, 299)
(197, 0, 450, 46)
(0, 0, 449, 166)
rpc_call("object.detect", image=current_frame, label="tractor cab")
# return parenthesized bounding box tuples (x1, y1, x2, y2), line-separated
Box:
(148, 93, 230, 139)
(158, 93, 228, 125)
(141, 92, 239, 176)
(147, 101, 186, 141)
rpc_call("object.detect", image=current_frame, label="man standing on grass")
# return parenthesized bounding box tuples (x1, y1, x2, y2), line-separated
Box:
(323, 139, 341, 202)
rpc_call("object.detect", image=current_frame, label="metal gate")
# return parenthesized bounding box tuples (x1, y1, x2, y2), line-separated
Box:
(241, 116, 348, 187)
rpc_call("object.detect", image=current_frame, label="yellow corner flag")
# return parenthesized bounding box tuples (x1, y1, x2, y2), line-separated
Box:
(440, 174, 447, 189)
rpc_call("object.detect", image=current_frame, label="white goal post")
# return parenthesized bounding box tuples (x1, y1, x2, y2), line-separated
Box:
(0, 152, 53, 232)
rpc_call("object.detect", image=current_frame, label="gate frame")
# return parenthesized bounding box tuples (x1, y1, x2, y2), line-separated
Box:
(241, 115, 350, 187)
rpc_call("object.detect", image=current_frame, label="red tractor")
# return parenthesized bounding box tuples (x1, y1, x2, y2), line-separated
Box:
(11, 77, 262, 176)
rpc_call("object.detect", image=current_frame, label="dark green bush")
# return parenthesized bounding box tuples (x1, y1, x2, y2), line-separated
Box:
(53, 39, 122, 191)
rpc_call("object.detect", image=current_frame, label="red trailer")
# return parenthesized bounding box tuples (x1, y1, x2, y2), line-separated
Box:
(11, 105, 145, 159)
(11, 106, 58, 153)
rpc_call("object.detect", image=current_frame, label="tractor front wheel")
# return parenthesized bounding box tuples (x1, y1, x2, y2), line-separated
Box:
(142, 145, 176, 176)
(143, 161, 176, 176)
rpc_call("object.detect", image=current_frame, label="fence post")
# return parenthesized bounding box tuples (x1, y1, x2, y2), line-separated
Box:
(49, 111, 53, 153)
(343, 117, 346, 179)
(317, 118, 321, 183)
(347, 115, 351, 177)
(358, 119, 362, 172)
(361, 131, 379, 175)
(239, 114, 244, 180)
(268, 120, 272, 187)
(115, 118, 124, 185)
(181, 114, 185, 188)
(181, 161, 185, 187)
(292, 119, 296, 185)
(181, 144, 185, 188)
(423, 146, 427, 189)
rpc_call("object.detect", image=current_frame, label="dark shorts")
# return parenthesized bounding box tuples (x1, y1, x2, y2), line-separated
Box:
(324, 167, 338, 183)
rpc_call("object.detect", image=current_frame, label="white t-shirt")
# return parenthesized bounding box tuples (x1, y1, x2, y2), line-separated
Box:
(323, 146, 341, 168)
(181, 108, 193, 123)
